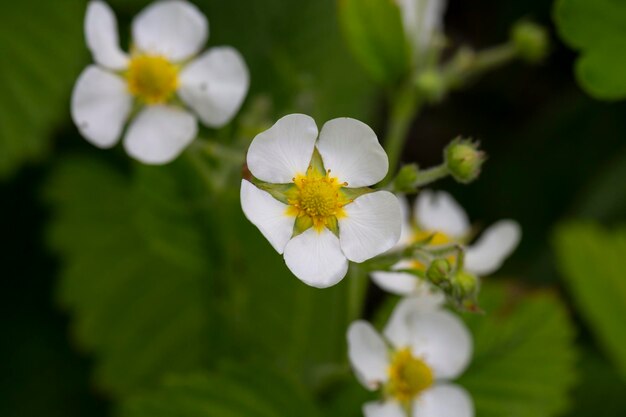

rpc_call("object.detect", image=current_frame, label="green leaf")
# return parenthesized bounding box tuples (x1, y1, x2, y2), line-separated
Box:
(0, 0, 85, 178)
(458, 282, 578, 417)
(120, 363, 322, 417)
(553, 222, 626, 380)
(554, 0, 626, 100)
(215, 189, 354, 387)
(338, 0, 410, 84)
(44, 156, 219, 397)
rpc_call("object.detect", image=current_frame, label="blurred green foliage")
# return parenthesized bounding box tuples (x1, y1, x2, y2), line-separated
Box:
(0, 0, 84, 178)
(338, 0, 410, 84)
(120, 364, 322, 417)
(554, 223, 626, 381)
(459, 283, 577, 417)
(555, 0, 626, 100)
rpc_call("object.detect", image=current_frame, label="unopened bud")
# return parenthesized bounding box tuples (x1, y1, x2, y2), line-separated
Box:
(393, 163, 420, 193)
(452, 270, 479, 298)
(426, 258, 451, 284)
(416, 70, 446, 102)
(444, 138, 485, 184)
(511, 21, 549, 64)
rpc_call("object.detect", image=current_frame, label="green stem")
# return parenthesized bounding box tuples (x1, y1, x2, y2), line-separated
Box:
(346, 263, 368, 323)
(382, 84, 422, 185)
(443, 43, 518, 89)
(185, 148, 218, 193)
(413, 164, 449, 187)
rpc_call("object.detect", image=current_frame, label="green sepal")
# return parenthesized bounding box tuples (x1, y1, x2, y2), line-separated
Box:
(293, 215, 313, 237)
(326, 216, 340, 237)
(308, 148, 326, 174)
(252, 178, 297, 204)
(340, 186, 374, 201)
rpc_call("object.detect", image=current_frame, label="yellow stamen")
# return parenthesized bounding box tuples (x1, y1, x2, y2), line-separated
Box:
(286, 167, 351, 232)
(413, 230, 452, 245)
(386, 348, 434, 403)
(126, 55, 179, 104)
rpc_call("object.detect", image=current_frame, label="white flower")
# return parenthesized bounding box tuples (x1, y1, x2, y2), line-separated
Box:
(348, 298, 474, 417)
(395, 0, 447, 58)
(371, 190, 521, 296)
(71, 0, 249, 164)
(241, 114, 402, 288)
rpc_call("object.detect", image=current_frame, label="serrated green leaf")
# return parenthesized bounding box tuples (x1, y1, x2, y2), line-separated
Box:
(554, 222, 626, 380)
(0, 0, 85, 178)
(119, 364, 322, 417)
(458, 283, 578, 417)
(44, 156, 219, 397)
(554, 0, 626, 100)
(338, 0, 410, 84)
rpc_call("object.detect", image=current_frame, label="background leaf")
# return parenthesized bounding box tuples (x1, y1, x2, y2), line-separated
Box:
(338, 0, 410, 84)
(120, 363, 322, 417)
(553, 222, 626, 380)
(554, 0, 626, 100)
(0, 0, 84, 178)
(45, 156, 220, 397)
(458, 282, 578, 417)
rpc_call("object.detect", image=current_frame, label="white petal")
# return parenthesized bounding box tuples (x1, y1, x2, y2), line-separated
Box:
(132, 0, 208, 61)
(385, 305, 472, 380)
(415, 190, 469, 238)
(283, 228, 348, 288)
(413, 384, 474, 417)
(384, 297, 446, 348)
(71, 66, 132, 148)
(398, 0, 448, 56)
(339, 191, 402, 263)
(123, 105, 197, 164)
(178, 47, 249, 128)
(364, 401, 405, 417)
(84, 1, 129, 70)
(246, 114, 318, 183)
(240, 180, 294, 254)
(395, 195, 414, 249)
(464, 220, 521, 276)
(317, 118, 388, 187)
(371, 270, 417, 296)
(347, 321, 390, 390)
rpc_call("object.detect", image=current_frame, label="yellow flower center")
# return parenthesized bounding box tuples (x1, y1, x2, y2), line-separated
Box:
(387, 348, 434, 403)
(287, 167, 351, 232)
(414, 229, 453, 245)
(126, 55, 179, 104)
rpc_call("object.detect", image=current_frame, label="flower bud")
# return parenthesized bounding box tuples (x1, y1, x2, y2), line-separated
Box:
(393, 163, 420, 193)
(426, 258, 451, 284)
(444, 138, 485, 184)
(416, 70, 446, 102)
(511, 21, 549, 64)
(452, 270, 479, 298)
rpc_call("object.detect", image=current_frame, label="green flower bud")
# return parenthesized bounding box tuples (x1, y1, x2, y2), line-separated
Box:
(511, 21, 549, 64)
(426, 258, 452, 284)
(444, 138, 485, 184)
(416, 70, 447, 102)
(393, 163, 420, 193)
(453, 270, 479, 298)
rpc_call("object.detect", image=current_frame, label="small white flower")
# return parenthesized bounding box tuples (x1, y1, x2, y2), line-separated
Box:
(371, 190, 521, 296)
(348, 297, 474, 417)
(71, 0, 249, 164)
(241, 114, 402, 288)
(395, 0, 447, 58)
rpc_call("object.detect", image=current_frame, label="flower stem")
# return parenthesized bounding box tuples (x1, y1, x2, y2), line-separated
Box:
(442, 43, 519, 89)
(346, 263, 368, 323)
(382, 84, 422, 185)
(413, 164, 449, 187)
